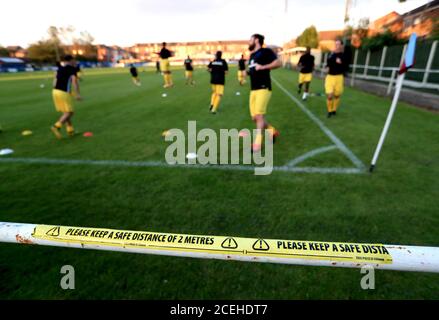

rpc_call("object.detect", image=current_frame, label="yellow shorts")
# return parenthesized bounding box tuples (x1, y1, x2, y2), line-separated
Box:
(160, 59, 170, 72)
(185, 71, 193, 78)
(325, 74, 344, 96)
(238, 70, 246, 81)
(299, 72, 312, 84)
(52, 89, 74, 113)
(212, 84, 224, 95)
(250, 89, 272, 118)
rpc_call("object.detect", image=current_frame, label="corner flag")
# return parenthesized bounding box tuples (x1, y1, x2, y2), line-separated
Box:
(399, 33, 417, 74)
(369, 33, 417, 173)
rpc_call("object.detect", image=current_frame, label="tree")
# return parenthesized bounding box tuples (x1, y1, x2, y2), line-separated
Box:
(28, 40, 64, 63)
(0, 46, 9, 57)
(72, 30, 97, 61)
(361, 30, 404, 51)
(296, 26, 319, 48)
(28, 25, 97, 63)
(47, 26, 62, 61)
(344, 17, 370, 47)
(431, 17, 439, 40)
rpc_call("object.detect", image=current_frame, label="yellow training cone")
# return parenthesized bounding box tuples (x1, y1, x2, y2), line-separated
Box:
(22, 130, 33, 136)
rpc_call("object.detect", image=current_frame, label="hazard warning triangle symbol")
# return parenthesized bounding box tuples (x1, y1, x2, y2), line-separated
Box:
(221, 237, 238, 249)
(252, 239, 269, 251)
(45, 226, 60, 237)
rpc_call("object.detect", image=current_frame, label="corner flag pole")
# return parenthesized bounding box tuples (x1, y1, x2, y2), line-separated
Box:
(369, 33, 417, 173)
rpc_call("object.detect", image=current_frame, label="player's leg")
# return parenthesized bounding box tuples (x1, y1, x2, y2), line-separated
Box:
(302, 73, 312, 100)
(213, 94, 222, 113)
(332, 75, 344, 115)
(260, 90, 278, 143)
(168, 71, 173, 87)
(160, 60, 169, 87)
(302, 82, 309, 100)
(210, 85, 216, 112)
(305, 80, 310, 93)
(65, 112, 75, 136)
(212, 85, 224, 113)
(238, 71, 244, 86)
(326, 93, 334, 118)
(168, 72, 173, 86)
(51, 112, 67, 139)
(249, 91, 261, 150)
(164, 72, 169, 87)
(51, 90, 70, 139)
(251, 90, 276, 151)
(298, 73, 303, 94)
(252, 114, 265, 152)
(325, 75, 335, 118)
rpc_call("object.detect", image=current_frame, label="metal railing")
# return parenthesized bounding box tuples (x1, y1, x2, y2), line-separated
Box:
(314, 40, 439, 95)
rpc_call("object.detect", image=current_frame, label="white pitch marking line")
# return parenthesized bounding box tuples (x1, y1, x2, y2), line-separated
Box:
(287, 145, 338, 167)
(0, 157, 363, 175)
(272, 77, 366, 171)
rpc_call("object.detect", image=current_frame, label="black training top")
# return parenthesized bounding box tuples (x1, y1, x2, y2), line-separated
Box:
(54, 65, 77, 92)
(208, 59, 228, 85)
(327, 52, 345, 75)
(159, 48, 172, 59)
(248, 48, 277, 91)
(184, 59, 193, 71)
(298, 53, 315, 74)
(130, 66, 138, 77)
(238, 58, 246, 71)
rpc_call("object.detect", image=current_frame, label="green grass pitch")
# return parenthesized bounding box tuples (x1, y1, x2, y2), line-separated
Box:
(0, 66, 438, 299)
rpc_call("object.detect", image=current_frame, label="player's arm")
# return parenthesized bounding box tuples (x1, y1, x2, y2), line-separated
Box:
(325, 54, 332, 73)
(72, 75, 82, 100)
(224, 61, 229, 75)
(297, 56, 303, 70)
(52, 72, 57, 88)
(255, 58, 281, 71)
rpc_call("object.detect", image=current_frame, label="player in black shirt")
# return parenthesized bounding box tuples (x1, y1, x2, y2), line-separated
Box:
(238, 54, 247, 85)
(155, 42, 173, 88)
(207, 51, 228, 114)
(184, 56, 195, 86)
(247, 34, 281, 152)
(51, 55, 82, 139)
(325, 39, 346, 118)
(297, 47, 315, 100)
(130, 64, 141, 86)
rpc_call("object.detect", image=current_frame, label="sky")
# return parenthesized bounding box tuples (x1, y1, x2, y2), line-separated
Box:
(0, 0, 432, 47)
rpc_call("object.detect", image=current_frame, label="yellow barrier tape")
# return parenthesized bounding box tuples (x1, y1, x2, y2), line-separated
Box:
(33, 225, 393, 264)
